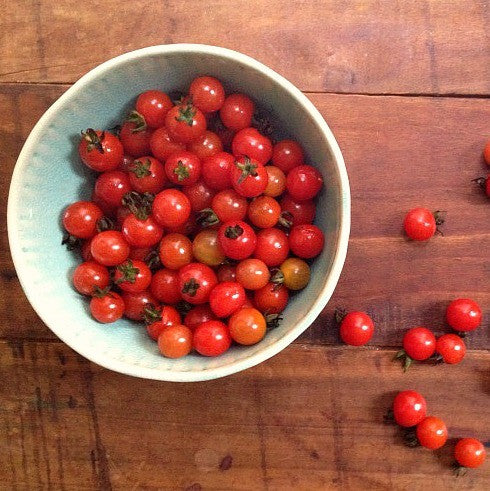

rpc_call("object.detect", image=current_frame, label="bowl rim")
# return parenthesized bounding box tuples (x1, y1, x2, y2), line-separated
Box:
(8, 44, 350, 382)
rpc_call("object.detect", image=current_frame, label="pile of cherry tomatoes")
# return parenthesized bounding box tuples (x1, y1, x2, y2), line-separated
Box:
(63, 75, 325, 359)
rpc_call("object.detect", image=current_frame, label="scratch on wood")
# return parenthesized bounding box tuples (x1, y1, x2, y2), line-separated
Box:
(4, 414, 18, 489)
(423, 0, 439, 93)
(34, 383, 52, 489)
(254, 381, 269, 491)
(56, 438, 66, 491)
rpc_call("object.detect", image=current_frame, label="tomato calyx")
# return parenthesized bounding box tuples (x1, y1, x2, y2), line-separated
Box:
(383, 409, 395, 424)
(81, 128, 104, 153)
(182, 278, 200, 297)
(402, 427, 420, 448)
(144, 249, 161, 270)
(270, 268, 284, 288)
(122, 191, 155, 220)
(168, 90, 186, 105)
(278, 211, 293, 229)
(394, 349, 413, 372)
(92, 286, 112, 298)
(96, 216, 115, 233)
(224, 224, 244, 239)
(452, 464, 468, 477)
(143, 304, 161, 324)
(115, 259, 140, 285)
(108, 124, 121, 137)
(129, 158, 152, 178)
(196, 208, 220, 228)
(265, 313, 282, 329)
(176, 300, 193, 316)
(428, 353, 444, 364)
(433, 210, 446, 236)
(173, 160, 190, 181)
(175, 102, 196, 127)
(61, 233, 82, 251)
(334, 307, 348, 324)
(235, 157, 258, 184)
(126, 110, 147, 133)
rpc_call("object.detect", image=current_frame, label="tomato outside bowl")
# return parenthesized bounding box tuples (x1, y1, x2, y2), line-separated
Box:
(8, 44, 350, 382)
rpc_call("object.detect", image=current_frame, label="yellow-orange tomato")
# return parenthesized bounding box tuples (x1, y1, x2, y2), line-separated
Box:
(228, 308, 266, 345)
(484, 140, 490, 165)
(159, 233, 193, 270)
(236, 258, 270, 290)
(264, 166, 286, 197)
(247, 196, 281, 228)
(158, 324, 193, 358)
(192, 229, 226, 266)
(279, 257, 310, 290)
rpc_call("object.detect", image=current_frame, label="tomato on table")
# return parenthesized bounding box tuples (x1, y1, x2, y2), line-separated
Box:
(403, 208, 438, 241)
(392, 390, 427, 427)
(454, 438, 486, 469)
(229, 308, 266, 345)
(63, 201, 103, 239)
(436, 334, 466, 364)
(79, 129, 123, 172)
(90, 291, 125, 323)
(415, 417, 448, 450)
(339, 311, 374, 346)
(446, 298, 482, 332)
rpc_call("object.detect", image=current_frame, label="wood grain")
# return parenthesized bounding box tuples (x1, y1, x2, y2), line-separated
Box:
(1, 84, 488, 348)
(0, 1, 489, 95)
(1, 341, 489, 489)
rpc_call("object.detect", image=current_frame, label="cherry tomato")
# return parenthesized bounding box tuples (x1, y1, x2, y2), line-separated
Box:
(217, 264, 237, 283)
(392, 390, 427, 427)
(286, 165, 323, 201)
(146, 305, 182, 341)
(121, 290, 157, 321)
(149, 126, 186, 162)
(94, 171, 132, 209)
(184, 304, 216, 331)
(193, 320, 231, 356)
(91, 191, 117, 218)
(211, 189, 248, 222)
(236, 258, 270, 290)
(165, 150, 201, 186)
(254, 228, 289, 267)
(231, 156, 268, 197)
(339, 311, 374, 346)
(128, 156, 167, 194)
(209, 282, 246, 317)
(403, 327, 436, 361)
(279, 195, 316, 227)
(178, 263, 218, 305)
(122, 214, 163, 248)
(219, 94, 255, 131)
(158, 233, 193, 270)
(454, 438, 486, 468)
(403, 208, 437, 241)
(248, 196, 281, 228)
(90, 291, 125, 323)
(189, 76, 225, 113)
(120, 120, 153, 157)
(158, 324, 192, 358)
(201, 152, 235, 190)
(165, 212, 197, 236)
(128, 246, 153, 261)
(192, 229, 225, 266)
(254, 283, 289, 314)
(78, 129, 123, 172)
(90, 230, 130, 266)
(114, 259, 152, 293)
(81, 238, 94, 261)
(218, 221, 257, 260)
(150, 268, 181, 304)
(229, 308, 266, 345)
(72, 261, 110, 296)
(264, 166, 286, 197)
(152, 189, 191, 228)
(278, 257, 311, 290)
(416, 417, 448, 450)
(165, 102, 206, 143)
(63, 201, 103, 239)
(436, 334, 466, 364)
(187, 130, 223, 159)
(272, 139, 304, 173)
(232, 127, 272, 165)
(446, 298, 482, 332)
(182, 180, 215, 212)
(135, 90, 173, 128)
(289, 224, 324, 259)
(483, 140, 490, 165)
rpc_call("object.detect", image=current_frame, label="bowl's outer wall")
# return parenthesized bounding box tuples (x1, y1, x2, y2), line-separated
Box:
(8, 45, 350, 381)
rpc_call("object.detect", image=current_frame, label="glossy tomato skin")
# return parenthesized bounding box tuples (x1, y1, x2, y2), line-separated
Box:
(279, 257, 310, 290)
(114, 259, 152, 293)
(165, 103, 206, 143)
(209, 282, 246, 318)
(184, 304, 216, 331)
(272, 140, 304, 173)
(90, 291, 125, 323)
(120, 121, 153, 157)
(165, 150, 201, 186)
(94, 171, 132, 208)
(152, 189, 191, 228)
(211, 189, 248, 222)
(289, 224, 325, 259)
(90, 231, 130, 266)
(158, 233, 193, 270)
(339, 312, 374, 346)
(202, 152, 235, 190)
(183, 180, 215, 212)
(286, 165, 323, 201)
(454, 438, 486, 468)
(128, 156, 167, 194)
(436, 334, 466, 364)
(403, 327, 436, 360)
(236, 258, 270, 290)
(217, 264, 237, 283)
(264, 166, 286, 197)
(193, 320, 231, 356)
(128, 246, 153, 261)
(121, 290, 157, 321)
(63, 201, 103, 239)
(254, 228, 289, 267)
(232, 127, 273, 165)
(248, 196, 281, 228)
(403, 208, 436, 241)
(254, 283, 289, 314)
(178, 262, 218, 305)
(150, 268, 181, 304)
(484, 141, 490, 165)
(158, 324, 193, 358)
(146, 305, 182, 341)
(219, 94, 255, 131)
(135, 90, 173, 128)
(229, 308, 266, 345)
(280, 195, 316, 226)
(81, 238, 94, 261)
(189, 76, 225, 113)
(415, 417, 448, 450)
(149, 126, 186, 162)
(79, 130, 123, 172)
(231, 156, 268, 198)
(72, 261, 110, 296)
(446, 298, 482, 332)
(122, 214, 163, 248)
(218, 221, 257, 260)
(192, 229, 225, 266)
(393, 390, 427, 427)
(187, 130, 223, 159)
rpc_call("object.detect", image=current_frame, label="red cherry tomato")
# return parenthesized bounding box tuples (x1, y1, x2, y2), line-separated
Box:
(248, 196, 281, 229)
(90, 291, 125, 323)
(182, 180, 215, 212)
(454, 438, 486, 469)
(189, 76, 225, 113)
(94, 171, 132, 209)
(286, 165, 323, 201)
(339, 312, 374, 346)
(158, 324, 193, 358)
(280, 195, 316, 227)
(113, 259, 152, 293)
(254, 283, 289, 314)
(187, 130, 223, 160)
(135, 90, 173, 128)
(403, 208, 437, 241)
(150, 268, 181, 304)
(178, 262, 218, 305)
(232, 127, 272, 165)
(158, 233, 193, 270)
(122, 214, 163, 248)
(403, 327, 436, 361)
(193, 320, 231, 356)
(209, 282, 246, 318)
(164, 150, 201, 186)
(72, 261, 110, 296)
(81, 238, 94, 262)
(484, 141, 490, 165)
(184, 304, 216, 331)
(219, 94, 255, 131)
(272, 139, 304, 173)
(121, 290, 157, 321)
(120, 120, 153, 157)
(231, 156, 268, 198)
(289, 224, 324, 259)
(254, 228, 289, 267)
(201, 152, 235, 190)
(229, 307, 266, 345)
(446, 298, 482, 332)
(90, 231, 130, 266)
(392, 390, 427, 427)
(218, 221, 257, 260)
(217, 264, 237, 283)
(264, 166, 286, 197)
(149, 126, 186, 162)
(128, 246, 153, 261)
(211, 189, 248, 223)
(165, 102, 206, 143)
(146, 305, 181, 341)
(128, 156, 167, 194)
(78, 129, 123, 172)
(152, 189, 191, 228)
(165, 213, 197, 236)
(436, 334, 466, 364)
(63, 201, 103, 239)
(416, 417, 448, 450)
(91, 191, 117, 218)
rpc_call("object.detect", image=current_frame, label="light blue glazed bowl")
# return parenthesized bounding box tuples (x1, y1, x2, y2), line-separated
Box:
(8, 45, 350, 381)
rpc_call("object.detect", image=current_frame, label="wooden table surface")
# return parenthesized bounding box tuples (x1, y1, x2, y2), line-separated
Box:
(1, 1, 489, 489)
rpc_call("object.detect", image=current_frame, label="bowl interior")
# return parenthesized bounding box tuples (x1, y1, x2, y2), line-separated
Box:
(9, 46, 348, 381)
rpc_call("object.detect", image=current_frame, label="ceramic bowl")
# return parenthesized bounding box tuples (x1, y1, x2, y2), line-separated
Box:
(8, 44, 350, 381)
